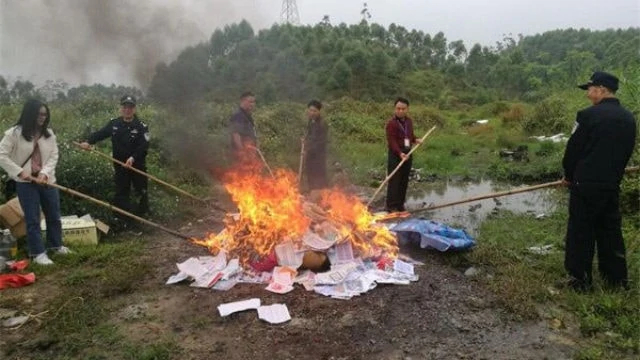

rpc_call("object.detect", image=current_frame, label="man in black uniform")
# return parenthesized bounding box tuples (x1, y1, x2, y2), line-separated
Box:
(303, 100, 328, 191)
(79, 95, 150, 220)
(562, 71, 637, 291)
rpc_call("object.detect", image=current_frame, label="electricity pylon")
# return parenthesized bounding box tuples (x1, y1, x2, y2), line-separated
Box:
(281, 0, 300, 25)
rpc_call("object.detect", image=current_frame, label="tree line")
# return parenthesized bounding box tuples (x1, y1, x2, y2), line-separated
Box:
(2, 22, 638, 107)
(148, 21, 639, 107)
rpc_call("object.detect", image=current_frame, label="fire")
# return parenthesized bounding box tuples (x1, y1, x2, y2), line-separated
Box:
(194, 159, 399, 265)
(319, 189, 398, 258)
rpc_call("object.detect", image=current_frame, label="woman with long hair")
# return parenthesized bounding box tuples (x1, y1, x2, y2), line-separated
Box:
(0, 99, 70, 265)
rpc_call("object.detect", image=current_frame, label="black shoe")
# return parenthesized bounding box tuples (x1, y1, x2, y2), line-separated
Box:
(603, 279, 629, 292)
(555, 277, 592, 293)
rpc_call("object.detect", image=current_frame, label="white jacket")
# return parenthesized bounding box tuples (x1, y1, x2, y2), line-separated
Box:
(0, 126, 59, 184)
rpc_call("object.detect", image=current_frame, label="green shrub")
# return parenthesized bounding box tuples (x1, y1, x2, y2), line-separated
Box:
(501, 103, 528, 129)
(523, 97, 571, 135)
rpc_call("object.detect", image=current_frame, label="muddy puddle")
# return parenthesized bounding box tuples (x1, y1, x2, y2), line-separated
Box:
(405, 179, 560, 234)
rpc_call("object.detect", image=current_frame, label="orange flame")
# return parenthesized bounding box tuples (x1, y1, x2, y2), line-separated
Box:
(194, 159, 398, 264)
(319, 188, 398, 258)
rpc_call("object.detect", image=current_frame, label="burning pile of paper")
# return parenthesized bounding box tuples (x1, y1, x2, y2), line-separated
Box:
(167, 241, 420, 300)
(191, 162, 406, 267)
(170, 162, 420, 300)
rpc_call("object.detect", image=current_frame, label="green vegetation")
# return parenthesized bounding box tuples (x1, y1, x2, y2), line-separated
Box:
(462, 200, 639, 359)
(0, 239, 183, 360)
(147, 23, 639, 105)
(0, 22, 638, 360)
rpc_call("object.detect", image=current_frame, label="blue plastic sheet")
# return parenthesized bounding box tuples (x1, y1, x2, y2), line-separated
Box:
(391, 218, 476, 252)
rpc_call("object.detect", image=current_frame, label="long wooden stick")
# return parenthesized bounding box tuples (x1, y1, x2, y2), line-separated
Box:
(411, 166, 640, 213)
(297, 138, 305, 183)
(47, 182, 193, 240)
(73, 141, 205, 204)
(367, 126, 437, 207)
(249, 146, 275, 178)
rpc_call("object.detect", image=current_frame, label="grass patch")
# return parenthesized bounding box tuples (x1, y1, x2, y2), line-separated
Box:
(0, 238, 181, 360)
(471, 200, 640, 358)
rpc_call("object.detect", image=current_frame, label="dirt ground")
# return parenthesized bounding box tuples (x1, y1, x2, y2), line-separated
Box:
(1, 213, 580, 360)
(124, 218, 577, 360)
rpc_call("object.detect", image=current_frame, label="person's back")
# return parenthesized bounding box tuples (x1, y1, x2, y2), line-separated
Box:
(571, 98, 636, 188)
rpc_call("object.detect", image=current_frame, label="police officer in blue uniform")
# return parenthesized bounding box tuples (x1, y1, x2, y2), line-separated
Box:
(79, 95, 150, 220)
(561, 72, 637, 291)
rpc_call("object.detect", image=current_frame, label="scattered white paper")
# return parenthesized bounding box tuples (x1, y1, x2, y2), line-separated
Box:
(166, 272, 190, 285)
(238, 271, 272, 284)
(177, 258, 208, 279)
(265, 282, 295, 294)
(218, 298, 261, 317)
(273, 266, 296, 285)
(220, 258, 241, 280)
(397, 254, 425, 266)
(364, 269, 413, 285)
(294, 270, 316, 291)
(275, 242, 304, 268)
(2, 316, 30, 328)
(203, 251, 228, 272)
(528, 244, 554, 255)
(170, 256, 230, 288)
(393, 259, 415, 275)
(314, 262, 358, 285)
(531, 133, 567, 143)
(266, 266, 297, 294)
(190, 272, 223, 288)
(334, 241, 354, 264)
(302, 231, 336, 250)
(257, 304, 291, 324)
(212, 278, 239, 291)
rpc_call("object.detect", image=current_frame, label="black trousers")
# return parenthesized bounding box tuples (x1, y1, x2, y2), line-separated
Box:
(565, 186, 628, 288)
(385, 150, 412, 212)
(304, 153, 328, 191)
(114, 164, 149, 217)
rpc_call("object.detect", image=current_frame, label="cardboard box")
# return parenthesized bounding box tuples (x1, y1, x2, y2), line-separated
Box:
(41, 216, 98, 246)
(0, 197, 28, 238)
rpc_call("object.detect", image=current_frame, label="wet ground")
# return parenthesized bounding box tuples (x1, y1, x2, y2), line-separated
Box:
(124, 221, 578, 360)
(1, 182, 580, 360)
(405, 180, 559, 234)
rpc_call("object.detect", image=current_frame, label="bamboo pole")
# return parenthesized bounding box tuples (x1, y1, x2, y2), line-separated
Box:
(249, 145, 275, 178)
(411, 166, 640, 213)
(412, 180, 562, 213)
(47, 182, 194, 240)
(73, 142, 205, 204)
(297, 138, 305, 183)
(367, 126, 437, 207)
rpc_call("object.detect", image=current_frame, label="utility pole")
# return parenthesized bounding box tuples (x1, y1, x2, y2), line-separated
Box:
(281, 0, 300, 25)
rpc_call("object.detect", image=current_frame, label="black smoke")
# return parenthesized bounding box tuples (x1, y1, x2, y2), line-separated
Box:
(0, 0, 266, 87)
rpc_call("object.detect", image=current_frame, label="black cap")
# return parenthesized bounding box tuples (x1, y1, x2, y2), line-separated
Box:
(578, 71, 619, 92)
(120, 95, 136, 106)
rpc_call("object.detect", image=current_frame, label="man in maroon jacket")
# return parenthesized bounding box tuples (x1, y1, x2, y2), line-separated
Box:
(385, 97, 421, 212)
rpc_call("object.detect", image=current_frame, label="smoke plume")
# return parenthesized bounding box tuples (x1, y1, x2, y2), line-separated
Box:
(0, 0, 269, 88)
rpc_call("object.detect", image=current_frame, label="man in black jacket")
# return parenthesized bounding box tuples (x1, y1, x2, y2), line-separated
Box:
(229, 91, 257, 164)
(561, 71, 637, 291)
(79, 95, 150, 218)
(303, 100, 328, 191)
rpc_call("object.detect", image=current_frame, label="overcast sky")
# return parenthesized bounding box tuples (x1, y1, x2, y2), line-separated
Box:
(1, 0, 638, 87)
(293, 0, 639, 45)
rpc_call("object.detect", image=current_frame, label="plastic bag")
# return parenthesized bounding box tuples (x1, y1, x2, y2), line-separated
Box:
(391, 218, 476, 252)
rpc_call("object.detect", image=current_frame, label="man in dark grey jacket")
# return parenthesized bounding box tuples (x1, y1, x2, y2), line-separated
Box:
(561, 71, 637, 291)
(229, 91, 257, 163)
